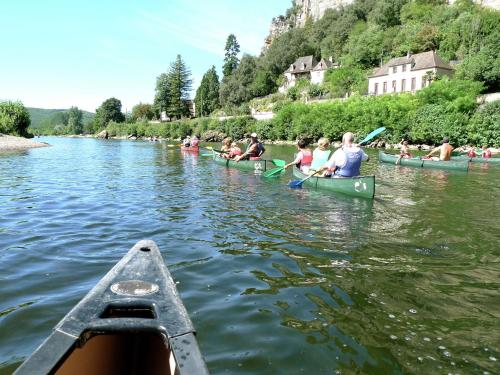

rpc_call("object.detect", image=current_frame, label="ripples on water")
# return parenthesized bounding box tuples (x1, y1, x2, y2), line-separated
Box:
(0, 138, 499, 374)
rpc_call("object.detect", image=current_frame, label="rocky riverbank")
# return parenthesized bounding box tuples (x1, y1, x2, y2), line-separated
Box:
(0, 134, 50, 151)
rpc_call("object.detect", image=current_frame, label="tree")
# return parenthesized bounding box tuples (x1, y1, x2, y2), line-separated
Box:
(223, 34, 240, 77)
(194, 66, 220, 117)
(0, 101, 31, 136)
(131, 103, 154, 122)
(220, 54, 258, 108)
(323, 66, 367, 97)
(154, 56, 193, 120)
(94, 98, 125, 130)
(67, 106, 83, 134)
(166, 55, 193, 119)
(154, 73, 171, 119)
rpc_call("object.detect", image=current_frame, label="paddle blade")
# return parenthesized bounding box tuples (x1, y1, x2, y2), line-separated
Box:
(272, 159, 286, 167)
(359, 127, 386, 145)
(263, 167, 284, 178)
(287, 180, 304, 189)
(200, 153, 213, 157)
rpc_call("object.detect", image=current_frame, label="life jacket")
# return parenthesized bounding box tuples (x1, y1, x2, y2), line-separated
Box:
(467, 150, 477, 157)
(335, 148, 364, 177)
(482, 149, 492, 158)
(191, 138, 199, 147)
(246, 142, 265, 157)
(229, 147, 242, 157)
(311, 149, 331, 170)
(299, 150, 313, 167)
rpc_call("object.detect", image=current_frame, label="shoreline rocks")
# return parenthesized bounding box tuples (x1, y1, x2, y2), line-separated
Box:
(0, 134, 50, 151)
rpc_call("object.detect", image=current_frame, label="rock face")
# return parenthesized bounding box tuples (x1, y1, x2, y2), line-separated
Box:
(294, 0, 353, 27)
(262, 0, 353, 51)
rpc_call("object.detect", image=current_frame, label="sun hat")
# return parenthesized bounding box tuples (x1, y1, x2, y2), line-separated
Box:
(250, 132, 258, 138)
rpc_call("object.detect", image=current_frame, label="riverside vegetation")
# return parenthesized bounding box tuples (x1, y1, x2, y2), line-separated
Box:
(9, 0, 499, 147)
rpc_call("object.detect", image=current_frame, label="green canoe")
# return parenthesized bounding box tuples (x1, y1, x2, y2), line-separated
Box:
(451, 156, 500, 164)
(379, 151, 469, 171)
(292, 167, 375, 199)
(213, 154, 268, 172)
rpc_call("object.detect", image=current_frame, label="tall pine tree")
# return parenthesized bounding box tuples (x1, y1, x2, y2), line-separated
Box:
(194, 66, 220, 117)
(154, 55, 192, 120)
(223, 34, 240, 77)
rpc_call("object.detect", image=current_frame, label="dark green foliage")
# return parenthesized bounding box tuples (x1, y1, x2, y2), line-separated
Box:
(223, 34, 240, 77)
(220, 55, 258, 108)
(154, 55, 193, 120)
(323, 66, 367, 97)
(67, 106, 83, 134)
(195, 66, 220, 117)
(0, 101, 31, 136)
(131, 103, 154, 122)
(467, 101, 500, 147)
(94, 98, 125, 130)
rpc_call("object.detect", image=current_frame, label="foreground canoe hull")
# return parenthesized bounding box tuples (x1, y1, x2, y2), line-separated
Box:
(292, 167, 375, 199)
(213, 154, 268, 172)
(14, 240, 208, 375)
(379, 151, 469, 171)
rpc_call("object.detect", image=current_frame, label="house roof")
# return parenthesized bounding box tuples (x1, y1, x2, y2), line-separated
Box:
(312, 58, 333, 71)
(286, 55, 317, 73)
(369, 51, 453, 78)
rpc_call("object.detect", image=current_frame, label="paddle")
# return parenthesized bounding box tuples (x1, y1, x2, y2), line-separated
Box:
(201, 153, 214, 157)
(272, 159, 286, 167)
(358, 127, 386, 145)
(288, 170, 321, 189)
(263, 166, 286, 178)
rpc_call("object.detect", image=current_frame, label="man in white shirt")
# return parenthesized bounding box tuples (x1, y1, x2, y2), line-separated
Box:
(320, 132, 369, 177)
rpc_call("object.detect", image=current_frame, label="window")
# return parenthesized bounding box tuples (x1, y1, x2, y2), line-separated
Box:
(421, 77, 427, 88)
(383, 82, 387, 93)
(393, 66, 397, 73)
(401, 79, 406, 92)
(374, 83, 379, 95)
(411, 78, 416, 91)
(402, 64, 406, 72)
(392, 80, 396, 92)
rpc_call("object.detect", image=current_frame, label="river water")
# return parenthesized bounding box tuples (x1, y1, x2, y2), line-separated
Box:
(0, 137, 499, 374)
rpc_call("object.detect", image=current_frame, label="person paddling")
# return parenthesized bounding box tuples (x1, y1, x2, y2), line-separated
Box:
(182, 136, 191, 147)
(424, 137, 453, 161)
(317, 132, 369, 177)
(191, 135, 199, 147)
(310, 137, 331, 175)
(284, 138, 313, 173)
(234, 133, 265, 161)
(395, 139, 412, 165)
(220, 137, 232, 158)
(482, 145, 492, 158)
(228, 142, 242, 159)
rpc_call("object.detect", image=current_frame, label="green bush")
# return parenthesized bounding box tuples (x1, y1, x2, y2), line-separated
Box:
(467, 101, 500, 147)
(0, 101, 31, 136)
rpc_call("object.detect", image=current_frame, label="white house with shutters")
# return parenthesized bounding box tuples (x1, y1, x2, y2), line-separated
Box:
(279, 55, 339, 92)
(368, 51, 454, 96)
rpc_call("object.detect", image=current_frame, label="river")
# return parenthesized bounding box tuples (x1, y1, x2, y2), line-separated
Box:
(0, 137, 499, 374)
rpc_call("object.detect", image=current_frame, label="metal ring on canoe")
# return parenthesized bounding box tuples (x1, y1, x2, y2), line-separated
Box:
(110, 280, 159, 296)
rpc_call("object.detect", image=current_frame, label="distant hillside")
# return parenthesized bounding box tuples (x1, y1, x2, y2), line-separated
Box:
(28, 107, 94, 128)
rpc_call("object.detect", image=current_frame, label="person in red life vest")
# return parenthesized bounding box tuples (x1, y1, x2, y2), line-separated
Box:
(191, 135, 199, 147)
(317, 132, 369, 177)
(228, 142, 242, 159)
(482, 145, 492, 158)
(395, 139, 412, 165)
(284, 138, 313, 173)
(234, 133, 265, 161)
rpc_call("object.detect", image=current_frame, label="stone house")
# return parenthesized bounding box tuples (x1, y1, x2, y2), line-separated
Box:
(279, 55, 338, 92)
(368, 51, 453, 96)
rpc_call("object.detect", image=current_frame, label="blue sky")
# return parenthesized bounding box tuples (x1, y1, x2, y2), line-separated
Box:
(0, 0, 290, 112)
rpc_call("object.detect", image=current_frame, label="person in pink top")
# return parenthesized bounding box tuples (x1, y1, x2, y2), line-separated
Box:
(481, 145, 492, 158)
(284, 139, 313, 173)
